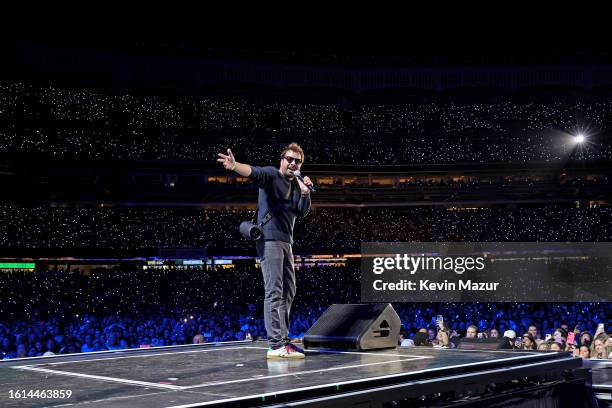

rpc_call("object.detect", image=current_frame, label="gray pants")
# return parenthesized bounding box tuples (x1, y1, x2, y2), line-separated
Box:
(256, 240, 296, 348)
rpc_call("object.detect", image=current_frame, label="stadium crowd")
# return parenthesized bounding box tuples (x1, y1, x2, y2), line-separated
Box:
(0, 265, 610, 360)
(1, 205, 612, 254)
(1, 82, 612, 164)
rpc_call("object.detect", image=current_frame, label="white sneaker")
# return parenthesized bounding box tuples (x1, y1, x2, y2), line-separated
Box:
(267, 344, 305, 359)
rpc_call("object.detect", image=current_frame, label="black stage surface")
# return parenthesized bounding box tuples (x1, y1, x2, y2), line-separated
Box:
(0, 340, 597, 407)
(588, 359, 612, 405)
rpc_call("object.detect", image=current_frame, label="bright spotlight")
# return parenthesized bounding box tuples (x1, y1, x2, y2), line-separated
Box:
(574, 134, 585, 143)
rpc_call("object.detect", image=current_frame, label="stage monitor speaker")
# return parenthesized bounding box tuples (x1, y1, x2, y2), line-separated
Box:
(303, 303, 401, 351)
(456, 337, 501, 350)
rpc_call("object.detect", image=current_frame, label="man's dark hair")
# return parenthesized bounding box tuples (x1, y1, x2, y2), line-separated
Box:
(281, 142, 305, 163)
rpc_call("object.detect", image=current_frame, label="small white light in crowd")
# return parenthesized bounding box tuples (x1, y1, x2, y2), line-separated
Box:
(574, 134, 585, 143)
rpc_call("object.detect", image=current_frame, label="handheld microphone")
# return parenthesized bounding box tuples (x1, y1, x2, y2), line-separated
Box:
(293, 170, 316, 192)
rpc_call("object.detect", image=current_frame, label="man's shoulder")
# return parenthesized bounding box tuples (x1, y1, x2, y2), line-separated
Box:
(253, 166, 280, 178)
(261, 166, 279, 174)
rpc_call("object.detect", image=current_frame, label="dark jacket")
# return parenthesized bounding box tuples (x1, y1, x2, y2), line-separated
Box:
(249, 165, 311, 244)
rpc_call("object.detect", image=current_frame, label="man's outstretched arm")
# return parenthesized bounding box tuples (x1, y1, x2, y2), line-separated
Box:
(217, 148, 252, 177)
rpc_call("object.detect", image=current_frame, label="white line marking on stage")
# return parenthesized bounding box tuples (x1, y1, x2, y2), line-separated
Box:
(244, 346, 432, 360)
(16, 345, 432, 392)
(180, 357, 417, 390)
(0, 340, 253, 364)
(25, 346, 246, 366)
(14, 366, 183, 390)
(23, 345, 430, 368)
(165, 353, 562, 407)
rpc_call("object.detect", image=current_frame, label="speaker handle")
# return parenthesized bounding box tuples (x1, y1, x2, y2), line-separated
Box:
(373, 328, 391, 337)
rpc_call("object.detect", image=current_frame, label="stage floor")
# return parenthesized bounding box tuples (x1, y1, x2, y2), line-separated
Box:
(0, 340, 584, 407)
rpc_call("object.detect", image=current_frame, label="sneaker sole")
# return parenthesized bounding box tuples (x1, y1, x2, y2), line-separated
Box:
(266, 353, 306, 359)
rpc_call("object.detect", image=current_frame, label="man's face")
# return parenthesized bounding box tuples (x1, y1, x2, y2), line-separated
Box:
(528, 326, 537, 337)
(466, 327, 477, 338)
(279, 150, 302, 179)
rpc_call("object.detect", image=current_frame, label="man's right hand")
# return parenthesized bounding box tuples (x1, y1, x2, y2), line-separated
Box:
(217, 148, 236, 170)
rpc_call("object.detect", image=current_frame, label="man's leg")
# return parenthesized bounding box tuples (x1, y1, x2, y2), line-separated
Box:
(258, 240, 285, 349)
(280, 242, 296, 344)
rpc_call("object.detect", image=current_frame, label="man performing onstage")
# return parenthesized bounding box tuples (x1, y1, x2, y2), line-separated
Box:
(217, 143, 313, 359)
